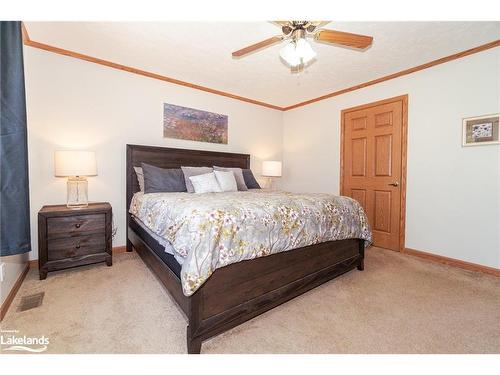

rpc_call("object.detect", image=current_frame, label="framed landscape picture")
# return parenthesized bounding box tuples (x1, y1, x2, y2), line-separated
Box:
(163, 103, 228, 144)
(462, 114, 499, 147)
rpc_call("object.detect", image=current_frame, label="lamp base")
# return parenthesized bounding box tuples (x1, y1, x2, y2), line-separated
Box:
(266, 177, 275, 190)
(67, 177, 88, 208)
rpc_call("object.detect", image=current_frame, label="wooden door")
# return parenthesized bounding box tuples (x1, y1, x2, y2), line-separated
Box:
(341, 95, 407, 251)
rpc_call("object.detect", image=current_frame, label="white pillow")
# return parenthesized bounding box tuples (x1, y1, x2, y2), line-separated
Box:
(214, 170, 238, 192)
(213, 166, 248, 191)
(134, 167, 145, 191)
(189, 172, 222, 194)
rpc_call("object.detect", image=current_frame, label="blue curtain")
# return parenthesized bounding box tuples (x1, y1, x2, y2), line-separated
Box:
(0, 21, 31, 256)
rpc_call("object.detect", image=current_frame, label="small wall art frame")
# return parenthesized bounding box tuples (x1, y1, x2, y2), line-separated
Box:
(462, 114, 499, 147)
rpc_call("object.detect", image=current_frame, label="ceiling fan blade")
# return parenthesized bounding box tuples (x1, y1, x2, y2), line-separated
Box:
(309, 21, 330, 28)
(232, 36, 283, 57)
(315, 29, 373, 49)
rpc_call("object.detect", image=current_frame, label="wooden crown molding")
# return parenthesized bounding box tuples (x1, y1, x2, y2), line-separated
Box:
(284, 39, 500, 110)
(21, 21, 29, 43)
(21, 23, 500, 112)
(21, 24, 282, 111)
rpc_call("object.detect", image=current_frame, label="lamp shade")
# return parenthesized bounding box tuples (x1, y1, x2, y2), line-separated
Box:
(262, 161, 282, 177)
(54, 151, 97, 177)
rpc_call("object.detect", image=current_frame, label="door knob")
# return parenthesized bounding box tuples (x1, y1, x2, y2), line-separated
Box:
(389, 182, 399, 187)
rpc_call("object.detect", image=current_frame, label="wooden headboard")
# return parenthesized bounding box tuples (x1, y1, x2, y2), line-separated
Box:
(126, 144, 250, 211)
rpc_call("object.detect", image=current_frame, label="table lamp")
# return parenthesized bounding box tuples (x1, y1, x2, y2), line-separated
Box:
(54, 150, 97, 208)
(262, 160, 282, 190)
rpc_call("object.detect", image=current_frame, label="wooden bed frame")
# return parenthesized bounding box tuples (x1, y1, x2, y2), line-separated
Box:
(126, 144, 365, 353)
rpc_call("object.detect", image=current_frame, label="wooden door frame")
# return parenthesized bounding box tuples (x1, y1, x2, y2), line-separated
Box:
(340, 94, 408, 252)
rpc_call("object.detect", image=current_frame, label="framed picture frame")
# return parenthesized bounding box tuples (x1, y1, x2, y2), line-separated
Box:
(163, 103, 228, 144)
(462, 114, 499, 147)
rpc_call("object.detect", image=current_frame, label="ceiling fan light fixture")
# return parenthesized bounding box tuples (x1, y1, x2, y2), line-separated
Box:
(279, 42, 300, 66)
(279, 39, 316, 67)
(295, 38, 316, 62)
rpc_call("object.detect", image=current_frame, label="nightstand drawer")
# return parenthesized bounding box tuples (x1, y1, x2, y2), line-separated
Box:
(47, 213, 105, 239)
(48, 234, 106, 261)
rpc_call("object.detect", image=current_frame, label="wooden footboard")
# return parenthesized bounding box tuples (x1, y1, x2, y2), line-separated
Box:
(131, 223, 364, 354)
(185, 238, 364, 353)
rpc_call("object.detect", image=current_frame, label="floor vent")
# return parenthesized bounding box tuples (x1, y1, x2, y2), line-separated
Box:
(17, 292, 45, 312)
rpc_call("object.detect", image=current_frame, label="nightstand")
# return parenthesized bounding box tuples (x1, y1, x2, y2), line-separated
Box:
(38, 202, 112, 280)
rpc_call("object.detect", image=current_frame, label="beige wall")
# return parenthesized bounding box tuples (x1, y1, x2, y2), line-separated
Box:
(0, 253, 28, 307)
(24, 46, 284, 261)
(21, 43, 500, 271)
(282, 48, 500, 268)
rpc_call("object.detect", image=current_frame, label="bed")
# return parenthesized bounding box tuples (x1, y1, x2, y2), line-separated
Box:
(126, 144, 370, 353)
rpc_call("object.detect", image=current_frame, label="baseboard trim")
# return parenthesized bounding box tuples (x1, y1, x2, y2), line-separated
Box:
(0, 263, 30, 321)
(403, 247, 500, 277)
(112, 246, 127, 254)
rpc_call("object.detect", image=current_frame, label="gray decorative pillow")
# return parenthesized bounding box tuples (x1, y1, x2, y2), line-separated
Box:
(141, 163, 187, 193)
(213, 166, 248, 191)
(181, 166, 213, 193)
(242, 169, 261, 189)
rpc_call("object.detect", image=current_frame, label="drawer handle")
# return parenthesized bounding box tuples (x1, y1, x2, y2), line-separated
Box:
(75, 223, 81, 228)
(75, 243, 81, 249)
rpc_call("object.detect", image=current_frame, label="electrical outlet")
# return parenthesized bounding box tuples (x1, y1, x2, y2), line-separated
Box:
(0, 262, 5, 283)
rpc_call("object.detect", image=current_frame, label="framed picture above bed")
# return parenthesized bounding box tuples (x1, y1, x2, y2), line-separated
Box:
(163, 103, 228, 144)
(462, 114, 499, 147)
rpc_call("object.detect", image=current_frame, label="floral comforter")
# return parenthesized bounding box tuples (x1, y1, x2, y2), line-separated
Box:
(130, 190, 371, 296)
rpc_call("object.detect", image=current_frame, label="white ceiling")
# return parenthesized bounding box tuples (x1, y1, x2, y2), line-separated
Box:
(25, 22, 500, 107)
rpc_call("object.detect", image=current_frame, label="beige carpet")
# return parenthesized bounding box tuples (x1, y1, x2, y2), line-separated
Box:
(1, 247, 499, 354)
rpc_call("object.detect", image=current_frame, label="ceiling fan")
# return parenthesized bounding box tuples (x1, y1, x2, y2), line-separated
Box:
(232, 21, 373, 70)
